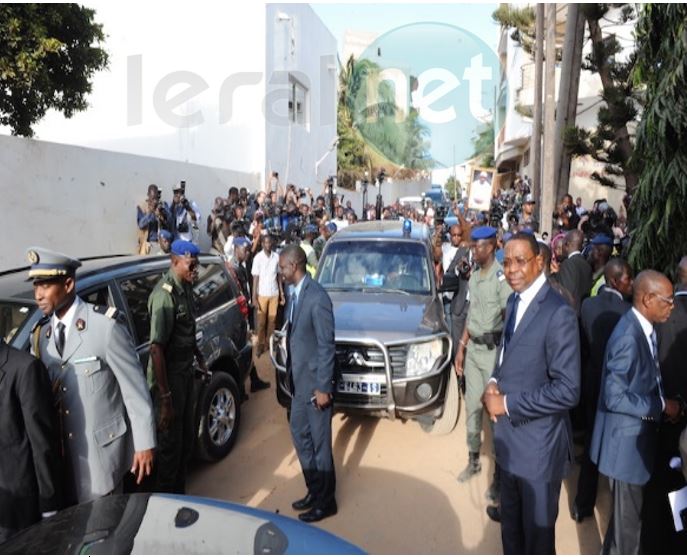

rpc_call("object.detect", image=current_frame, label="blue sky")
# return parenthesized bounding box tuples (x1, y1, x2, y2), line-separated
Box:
(311, 2, 499, 58)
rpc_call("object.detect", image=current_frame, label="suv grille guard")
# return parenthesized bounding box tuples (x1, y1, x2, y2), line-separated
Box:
(271, 328, 453, 419)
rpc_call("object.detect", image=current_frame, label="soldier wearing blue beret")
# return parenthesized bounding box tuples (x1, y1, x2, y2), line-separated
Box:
(147, 240, 208, 493)
(27, 247, 156, 505)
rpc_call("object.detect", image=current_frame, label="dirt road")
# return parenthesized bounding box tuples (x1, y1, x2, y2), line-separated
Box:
(188, 355, 611, 554)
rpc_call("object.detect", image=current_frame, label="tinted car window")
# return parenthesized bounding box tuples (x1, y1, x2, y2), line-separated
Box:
(119, 273, 163, 345)
(194, 263, 234, 315)
(81, 286, 113, 308)
(0, 301, 33, 343)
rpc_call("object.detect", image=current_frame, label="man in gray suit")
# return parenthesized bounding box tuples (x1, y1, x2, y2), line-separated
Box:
(278, 245, 337, 523)
(28, 247, 156, 505)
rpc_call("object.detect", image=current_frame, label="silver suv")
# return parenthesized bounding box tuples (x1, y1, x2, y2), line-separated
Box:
(271, 220, 459, 434)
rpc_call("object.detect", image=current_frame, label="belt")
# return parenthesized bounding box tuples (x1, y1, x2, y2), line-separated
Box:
(470, 331, 502, 350)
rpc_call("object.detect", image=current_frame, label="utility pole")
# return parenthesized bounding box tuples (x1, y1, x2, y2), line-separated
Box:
(541, 3, 557, 236)
(532, 3, 544, 208)
(554, 3, 585, 204)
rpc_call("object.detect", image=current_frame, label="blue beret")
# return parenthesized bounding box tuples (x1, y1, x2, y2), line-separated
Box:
(170, 240, 200, 257)
(232, 237, 250, 248)
(471, 226, 497, 241)
(304, 224, 318, 235)
(327, 222, 337, 233)
(158, 229, 172, 241)
(27, 247, 81, 280)
(519, 227, 535, 236)
(502, 232, 513, 243)
(591, 234, 613, 246)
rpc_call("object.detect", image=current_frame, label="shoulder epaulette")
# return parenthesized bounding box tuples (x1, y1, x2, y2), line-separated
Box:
(93, 305, 122, 320)
(162, 283, 173, 293)
(31, 314, 50, 333)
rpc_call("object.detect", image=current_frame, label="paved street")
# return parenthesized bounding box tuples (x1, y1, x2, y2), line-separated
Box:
(188, 353, 612, 554)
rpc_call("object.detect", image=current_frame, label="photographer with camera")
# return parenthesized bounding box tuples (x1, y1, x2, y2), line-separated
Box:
(453, 226, 512, 507)
(207, 196, 228, 253)
(171, 182, 201, 242)
(137, 184, 171, 255)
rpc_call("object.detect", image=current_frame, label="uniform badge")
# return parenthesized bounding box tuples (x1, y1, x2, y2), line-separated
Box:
(45, 326, 52, 339)
(76, 319, 86, 331)
(497, 270, 506, 282)
(162, 283, 173, 293)
(27, 250, 39, 264)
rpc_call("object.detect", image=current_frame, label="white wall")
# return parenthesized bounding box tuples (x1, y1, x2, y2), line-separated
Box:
(265, 4, 338, 190)
(0, 135, 259, 271)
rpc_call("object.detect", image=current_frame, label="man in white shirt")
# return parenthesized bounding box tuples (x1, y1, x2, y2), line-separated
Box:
(332, 206, 349, 230)
(251, 235, 284, 357)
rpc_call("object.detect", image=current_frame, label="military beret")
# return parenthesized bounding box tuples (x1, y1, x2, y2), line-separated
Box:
(170, 240, 200, 257)
(158, 229, 173, 242)
(471, 226, 497, 241)
(232, 236, 251, 248)
(26, 247, 82, 280)
(327, 222, 338, 233)
(590, 234, 613, 246)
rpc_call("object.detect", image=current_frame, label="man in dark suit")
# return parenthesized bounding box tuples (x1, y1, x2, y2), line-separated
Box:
(0, 341, 62, 543)
(591, 270, 682, 554)
(641, 257, 687, 553)
(483, 232, 581, 554)
(556, 229, 593, 313)
(572, 258, 633, 522)
(278, 245, 337, 523)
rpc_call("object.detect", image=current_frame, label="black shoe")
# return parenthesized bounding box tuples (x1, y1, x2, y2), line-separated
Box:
(299, 503, 338, 523)
(291, 493, 316, 511)
(250, 378, 271, 392)
(486, 505, 501, 523)
(570, 502, 592, 523)
(485, 480, 499, 503)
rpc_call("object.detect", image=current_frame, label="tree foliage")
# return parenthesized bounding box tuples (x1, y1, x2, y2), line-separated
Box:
(0, 3, 108, 137)
(471, 120, 495, 168)
(627, 3, 687, 275)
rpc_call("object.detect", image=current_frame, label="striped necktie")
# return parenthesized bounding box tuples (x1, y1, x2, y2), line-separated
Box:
(650, 330, 665, 399)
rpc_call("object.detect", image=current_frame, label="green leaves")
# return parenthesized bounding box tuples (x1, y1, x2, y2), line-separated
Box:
(0, 4, 108, 136)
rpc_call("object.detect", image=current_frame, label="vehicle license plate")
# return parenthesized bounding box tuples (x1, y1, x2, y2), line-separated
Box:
(338, 378, 382, 396)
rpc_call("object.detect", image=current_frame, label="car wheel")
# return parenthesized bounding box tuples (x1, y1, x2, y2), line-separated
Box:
(420, 367, 460, 435)
(196, 372, 241, 462)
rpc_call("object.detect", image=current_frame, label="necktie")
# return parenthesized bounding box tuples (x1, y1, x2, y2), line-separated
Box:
(290, 291, 298, 323)
(503, 294, 520, 353)
(650, 330, 665, 399)
(55, 321, 66, 357)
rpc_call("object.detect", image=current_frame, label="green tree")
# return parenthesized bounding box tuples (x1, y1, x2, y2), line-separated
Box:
(0, 3, 108, 137)
(471, 121, 495, 168)
(627, 4, 687, 274)
(444, 175, 461, 200)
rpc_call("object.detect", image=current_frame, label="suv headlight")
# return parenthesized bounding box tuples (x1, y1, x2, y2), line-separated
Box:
(406, 338, 444, 377)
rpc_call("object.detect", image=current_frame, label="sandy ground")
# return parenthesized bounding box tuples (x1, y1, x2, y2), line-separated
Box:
(187, 354, 612, 554)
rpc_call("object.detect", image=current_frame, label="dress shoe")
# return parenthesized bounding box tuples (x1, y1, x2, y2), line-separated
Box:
(250, 378, 271, 392)
(485, 479, 499, 503)
(291, 493, 316, 511)
(570, 502, 592, 523)
(299, 503, 338, 523)
(486, 505, 501, 523)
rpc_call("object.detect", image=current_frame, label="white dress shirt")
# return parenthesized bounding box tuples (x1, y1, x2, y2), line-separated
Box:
(631, 307, 665, 410)
(51, 296, 83, 346)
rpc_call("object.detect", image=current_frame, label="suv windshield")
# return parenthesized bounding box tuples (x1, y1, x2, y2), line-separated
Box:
(318, 240, 432, 295)
(0, 300, 34, 343)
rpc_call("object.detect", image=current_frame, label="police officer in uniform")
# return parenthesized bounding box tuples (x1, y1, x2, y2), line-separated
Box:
(28, 247, 156, 505)
(147, 240, 208, 493)
(454, 227, 511, 496)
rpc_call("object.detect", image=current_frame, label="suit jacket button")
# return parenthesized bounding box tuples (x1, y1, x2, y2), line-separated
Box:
(62, 386, 67, 392)
(64, 409, 70, 416)
(68, 433, 73, 439)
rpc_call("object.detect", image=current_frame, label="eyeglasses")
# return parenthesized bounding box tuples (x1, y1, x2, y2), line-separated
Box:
(502, 255, 536, 269)
(653, 293, 675, 306)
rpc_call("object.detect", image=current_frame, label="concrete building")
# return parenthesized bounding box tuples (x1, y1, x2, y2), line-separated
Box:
(494, 4, 634, 211)
(265, 4, 338, 190)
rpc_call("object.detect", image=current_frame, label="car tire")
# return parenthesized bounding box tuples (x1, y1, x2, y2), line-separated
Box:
(196, 371, 241, 462)
(421, 367, 460, 436)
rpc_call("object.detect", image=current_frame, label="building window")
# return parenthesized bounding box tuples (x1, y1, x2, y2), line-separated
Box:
(288, 76, 308, 127)
(523, 148, 530, 167)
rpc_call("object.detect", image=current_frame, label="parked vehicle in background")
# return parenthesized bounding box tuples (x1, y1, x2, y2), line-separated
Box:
(0, 254, 252, 461)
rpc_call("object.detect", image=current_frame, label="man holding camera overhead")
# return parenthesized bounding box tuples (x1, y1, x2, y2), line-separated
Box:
(454, 226, 512, 504)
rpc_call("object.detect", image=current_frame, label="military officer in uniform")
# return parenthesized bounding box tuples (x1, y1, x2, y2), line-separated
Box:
(454, 227, 511, 497)
(148, 240, 208, 493)
(28, 247, 156, 505)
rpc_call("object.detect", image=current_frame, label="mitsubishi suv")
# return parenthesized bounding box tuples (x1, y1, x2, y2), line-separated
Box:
(270, 220, 459, 434)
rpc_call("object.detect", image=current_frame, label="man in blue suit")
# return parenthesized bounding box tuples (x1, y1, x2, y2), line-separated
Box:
(278, 245, 337, 523)
(483, 232, 581, 554)
(590, 270, 681, 554)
